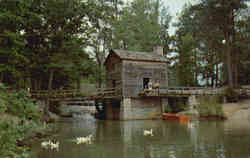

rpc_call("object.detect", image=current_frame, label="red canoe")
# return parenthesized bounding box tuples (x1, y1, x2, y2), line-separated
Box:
(162, 113, 190, 121)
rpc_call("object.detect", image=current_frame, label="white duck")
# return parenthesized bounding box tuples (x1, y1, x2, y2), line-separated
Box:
(41, 140, 59, 150)
(144, 129, 153, 136)
(76, 134, 93, 144)
(50, 141, 59, 150)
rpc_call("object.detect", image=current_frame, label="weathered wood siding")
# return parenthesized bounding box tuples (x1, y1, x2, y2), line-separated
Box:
(122, 60, 168, 97)
(105, 53, 122, 91)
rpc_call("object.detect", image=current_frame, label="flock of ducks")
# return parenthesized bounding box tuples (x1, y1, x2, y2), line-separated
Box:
(41, 134, 94, 151)
(41, 130, 154, 151)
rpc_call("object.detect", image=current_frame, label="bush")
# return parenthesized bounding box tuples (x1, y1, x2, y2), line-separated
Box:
(0, 83, 48, 158)
(224, 87, 239, 102)
(0, 120, 32, 158)
(164, 104, 172, 113)
(0, 83, 8, 113)
(197, 96, 224, 118)
(0, 83, 41, 120)
(6, 90, 41, 120)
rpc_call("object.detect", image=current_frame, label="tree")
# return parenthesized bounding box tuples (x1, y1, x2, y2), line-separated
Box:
(87, 0, 123, 88)
(0, 0, 104, 90)
(113, 0, 169, 52)
(0, 0, 30, 86)
(193, 0, 247, 87)
(173, 1, 249, 87)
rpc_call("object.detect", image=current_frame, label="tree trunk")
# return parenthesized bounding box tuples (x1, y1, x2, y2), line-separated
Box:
(38, 79, 41, 90)
(215, 63, 219, 87)
(0, 72, 3, 82)
(226, 42, 233, 88)
(34, 79, 38, 90)
(77, 78, 81, 91)
(48, 69, 54, 90)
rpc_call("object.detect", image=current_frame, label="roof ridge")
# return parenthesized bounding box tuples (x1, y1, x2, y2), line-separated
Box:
(108, 49, 168, 63)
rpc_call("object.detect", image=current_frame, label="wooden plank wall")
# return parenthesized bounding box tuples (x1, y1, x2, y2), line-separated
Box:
(105, 53, 122, 91)
(122, 60, 168, 97)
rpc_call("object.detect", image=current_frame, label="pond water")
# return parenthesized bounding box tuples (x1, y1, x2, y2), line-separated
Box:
(31, 113, 250, 158)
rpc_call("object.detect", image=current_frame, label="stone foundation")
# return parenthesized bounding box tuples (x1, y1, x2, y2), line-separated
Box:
(120, 97, 163, 120)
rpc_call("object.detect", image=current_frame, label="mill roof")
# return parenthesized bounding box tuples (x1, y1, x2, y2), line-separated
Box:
(105, 49, 168, 64)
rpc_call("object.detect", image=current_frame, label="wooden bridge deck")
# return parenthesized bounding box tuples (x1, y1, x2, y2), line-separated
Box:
(139, 87, 222, 97)
(30, 88, 121, 101)
(139, 87, 250, 97)
(30, 87, 250, 101)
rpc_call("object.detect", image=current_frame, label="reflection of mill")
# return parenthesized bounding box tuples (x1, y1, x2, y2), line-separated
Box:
(94, 99, 121, 120)
(94, 99, 105, 120)
(95, 120, 126, 158)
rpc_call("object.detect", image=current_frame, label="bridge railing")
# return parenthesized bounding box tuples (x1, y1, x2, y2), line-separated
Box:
(30, 88, 121, 99)
(140, 87, 225, 96)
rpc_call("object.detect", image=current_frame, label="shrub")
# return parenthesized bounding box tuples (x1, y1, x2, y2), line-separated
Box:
(164, 104, 172, 113)
(6, 90, 41, 120)
(0, 120, 32, 158)
(0, 83, 52, 158)
(224, 87, 239, 102)
(0, 84, 41, 120)
(197, 96, 224, 118)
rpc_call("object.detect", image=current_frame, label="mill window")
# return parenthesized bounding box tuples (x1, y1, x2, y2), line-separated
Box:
(143, 78, 150, 89)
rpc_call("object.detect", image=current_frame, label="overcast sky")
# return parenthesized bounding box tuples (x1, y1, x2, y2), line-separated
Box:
(163, 0, 198, 35)
(164, 0, 197, 17)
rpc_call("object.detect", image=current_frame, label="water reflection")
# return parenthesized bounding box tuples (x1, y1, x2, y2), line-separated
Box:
(32, 113, 250, 158)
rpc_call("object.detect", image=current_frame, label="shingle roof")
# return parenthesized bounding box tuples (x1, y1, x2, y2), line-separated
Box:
(110, 49, 168, 62)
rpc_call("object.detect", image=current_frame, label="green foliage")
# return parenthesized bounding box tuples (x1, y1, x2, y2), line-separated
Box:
(0, 83, 52, 158)
(176, 34, 198, 86)
(0, 0, 101, 89)
(173, 1, 249, 87)
(6, 90, 41, 120)
(0, 120, 34, 158)
(113, 0, 171, 52)
(198, 96, 224, 118)
(0, 120, 20, 158)
(0, 83, 8, 113)
(0, 119, 53, 158)
(164, 104, 172, 113)
(0, 83, 40, 120)
(224, 87, 240, 102)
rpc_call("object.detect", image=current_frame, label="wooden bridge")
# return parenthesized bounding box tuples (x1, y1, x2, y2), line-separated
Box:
(139, 86, 250, 97)
(30, 88, 121, 106)
(31, 88, 121, 99)
(30, 86, 250, 105)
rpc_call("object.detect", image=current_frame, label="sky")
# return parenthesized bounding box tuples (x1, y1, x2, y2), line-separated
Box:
(163, 0, 198, 35)
(163, 0, 197, 17)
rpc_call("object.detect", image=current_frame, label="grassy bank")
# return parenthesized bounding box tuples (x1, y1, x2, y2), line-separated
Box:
(0, 83, 54, 158)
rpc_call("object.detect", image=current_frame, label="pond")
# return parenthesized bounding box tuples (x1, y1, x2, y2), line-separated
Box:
(31, 113, 250, 158)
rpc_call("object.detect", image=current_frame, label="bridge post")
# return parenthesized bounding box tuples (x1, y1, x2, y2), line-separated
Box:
(120, 98, 132, 120)
(188, 95, 199, 110)
(161, 98, 168, 113)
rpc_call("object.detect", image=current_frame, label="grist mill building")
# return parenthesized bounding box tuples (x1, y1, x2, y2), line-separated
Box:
(102, 46, 169, 120)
